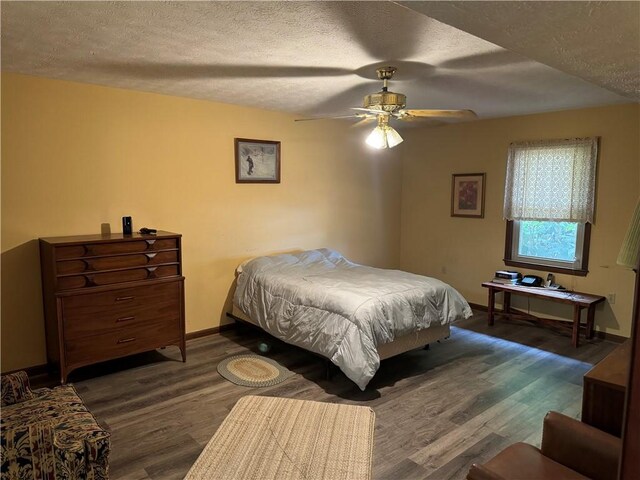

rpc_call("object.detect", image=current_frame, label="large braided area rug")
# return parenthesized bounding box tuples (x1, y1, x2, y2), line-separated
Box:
(217, 354, 295, 387)
(185, 395, 375, 480)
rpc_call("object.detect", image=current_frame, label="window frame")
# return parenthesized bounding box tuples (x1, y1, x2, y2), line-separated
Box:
(504, 220, 591, 276)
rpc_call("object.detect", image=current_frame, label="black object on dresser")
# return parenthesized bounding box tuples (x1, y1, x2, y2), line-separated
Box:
(39, 231, 186, 383)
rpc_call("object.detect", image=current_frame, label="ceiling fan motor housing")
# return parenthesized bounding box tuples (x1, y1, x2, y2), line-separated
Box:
(363, 91, 406, 112)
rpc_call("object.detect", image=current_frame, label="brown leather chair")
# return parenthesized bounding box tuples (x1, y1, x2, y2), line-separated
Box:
(467, 411, 621, 480)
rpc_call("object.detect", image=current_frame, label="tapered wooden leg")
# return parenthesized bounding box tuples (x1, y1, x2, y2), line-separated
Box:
(503, 292, 511, 314)
(586, 306, 596, 339)
(488, 287, 496, 326)
(60, 364, 69, 385)
(572, 305, 581, 348)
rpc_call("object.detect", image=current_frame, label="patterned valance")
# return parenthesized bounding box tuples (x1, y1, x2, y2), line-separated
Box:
(503, 137, 598, 223)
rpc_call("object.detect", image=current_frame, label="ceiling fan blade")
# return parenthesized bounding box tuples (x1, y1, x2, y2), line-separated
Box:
(398, 116, 445, 126)
(295, 114, 364, 122)
(398, 109, 478, 119)
(351, 107, 390, 114)
(350, 116, 378, 128)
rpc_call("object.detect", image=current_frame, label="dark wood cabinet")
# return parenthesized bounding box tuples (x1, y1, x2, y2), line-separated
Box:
(582, 340, 630, 437)
(39, 231, 186, 383)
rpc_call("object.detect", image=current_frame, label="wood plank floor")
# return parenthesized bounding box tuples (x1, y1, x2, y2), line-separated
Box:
(64, 311, 617, 480)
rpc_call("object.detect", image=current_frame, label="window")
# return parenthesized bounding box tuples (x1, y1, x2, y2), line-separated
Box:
(507, 220, 590, 273)
(503, 138, 598, 276)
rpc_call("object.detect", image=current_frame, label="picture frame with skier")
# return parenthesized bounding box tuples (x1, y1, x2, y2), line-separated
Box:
(235, 138, 281, 184)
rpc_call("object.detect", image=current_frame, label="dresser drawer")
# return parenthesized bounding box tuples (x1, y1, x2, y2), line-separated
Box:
(57, 251, 179, 275)
(56, 238, 178, 259)
(64, 318, 181, 367)
(63, 281, 179, 317)
(57, 265, 180, 290)
(63, 282, 181, 340)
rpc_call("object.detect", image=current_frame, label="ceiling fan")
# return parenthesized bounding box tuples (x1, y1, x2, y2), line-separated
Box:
(296, 66, 477, 149)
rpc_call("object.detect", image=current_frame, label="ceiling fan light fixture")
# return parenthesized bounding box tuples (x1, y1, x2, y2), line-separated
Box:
(366, 126, 388, 149)
(385, 125, 403, 148)
(365, 116, 403, 149)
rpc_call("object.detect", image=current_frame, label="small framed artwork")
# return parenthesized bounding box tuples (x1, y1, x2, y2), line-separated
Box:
(451, 173, 486, 218)
(235, 138, 281, 184)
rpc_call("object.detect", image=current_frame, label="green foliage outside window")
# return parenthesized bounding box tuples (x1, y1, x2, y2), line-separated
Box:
(518, 221, 578, 262)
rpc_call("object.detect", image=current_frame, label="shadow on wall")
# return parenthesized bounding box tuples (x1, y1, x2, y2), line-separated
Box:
(1, 240, 47, 372)
(594, 301, 621, 332)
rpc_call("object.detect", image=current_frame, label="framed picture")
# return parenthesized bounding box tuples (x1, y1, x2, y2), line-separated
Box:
(451, 173, 486, 218)
(235, 138, 281, 183)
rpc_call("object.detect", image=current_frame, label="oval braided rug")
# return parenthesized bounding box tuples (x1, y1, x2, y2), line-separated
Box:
(217, 354, 295, 387)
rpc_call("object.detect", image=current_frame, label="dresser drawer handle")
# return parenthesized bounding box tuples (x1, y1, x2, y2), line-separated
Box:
(117, 337, 136, 344)
(82, 259, 95, 271)
(145, 239, 157, 247)
(116, 316, 135, 323)
(115, 296, 135, 302)
(145, 253, 158, 260)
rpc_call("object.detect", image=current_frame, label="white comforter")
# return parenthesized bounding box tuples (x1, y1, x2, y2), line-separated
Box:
(234, 249, 472, 389)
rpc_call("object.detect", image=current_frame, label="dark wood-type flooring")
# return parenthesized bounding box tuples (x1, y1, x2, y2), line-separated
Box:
(63, 311, 617, 480)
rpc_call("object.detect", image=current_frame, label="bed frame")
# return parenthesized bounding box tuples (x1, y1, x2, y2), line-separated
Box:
(228, 304, 450, 380)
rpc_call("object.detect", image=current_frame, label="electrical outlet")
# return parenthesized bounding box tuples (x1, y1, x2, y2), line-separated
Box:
(607, 293, 616, 304)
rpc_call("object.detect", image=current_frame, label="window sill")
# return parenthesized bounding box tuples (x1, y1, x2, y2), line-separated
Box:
(503, 259, 588, 277)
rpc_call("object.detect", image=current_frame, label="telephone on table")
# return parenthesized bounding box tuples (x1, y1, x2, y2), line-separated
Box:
(519, 273, 565, 290)
(519, 275, 544, 287)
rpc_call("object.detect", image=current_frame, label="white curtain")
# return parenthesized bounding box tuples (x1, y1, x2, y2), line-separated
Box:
(503, 137, 598, 223)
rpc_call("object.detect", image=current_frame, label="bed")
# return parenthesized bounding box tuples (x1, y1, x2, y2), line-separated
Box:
(232, 248, 472, 390)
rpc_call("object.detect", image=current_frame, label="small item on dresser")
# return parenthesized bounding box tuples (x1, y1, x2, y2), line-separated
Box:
(139, 227, 157, 235)
(122, 216, 132, 235)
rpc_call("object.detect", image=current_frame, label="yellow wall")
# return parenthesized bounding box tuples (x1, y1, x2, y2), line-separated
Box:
(1, 73, 402, 371)
(3, 73, 637, 372)
(401, 104, 640, 338)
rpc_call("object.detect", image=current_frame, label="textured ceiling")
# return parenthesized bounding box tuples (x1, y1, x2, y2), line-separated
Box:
(401, 1, 640, 101)
(1, 1, 635, 122)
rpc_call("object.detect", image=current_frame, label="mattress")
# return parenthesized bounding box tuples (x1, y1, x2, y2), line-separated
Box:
(234, 248, 472, 389)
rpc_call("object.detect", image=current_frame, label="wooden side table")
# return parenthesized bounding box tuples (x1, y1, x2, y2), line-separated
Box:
(582, 340, 630, 436)
(481, 281, 606, 347)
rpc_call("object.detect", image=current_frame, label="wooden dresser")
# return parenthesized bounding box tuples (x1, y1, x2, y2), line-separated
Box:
(39, 231, 185, 383)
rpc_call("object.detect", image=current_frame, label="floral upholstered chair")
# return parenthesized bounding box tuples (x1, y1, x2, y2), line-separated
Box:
(1, 371, 110, 480)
